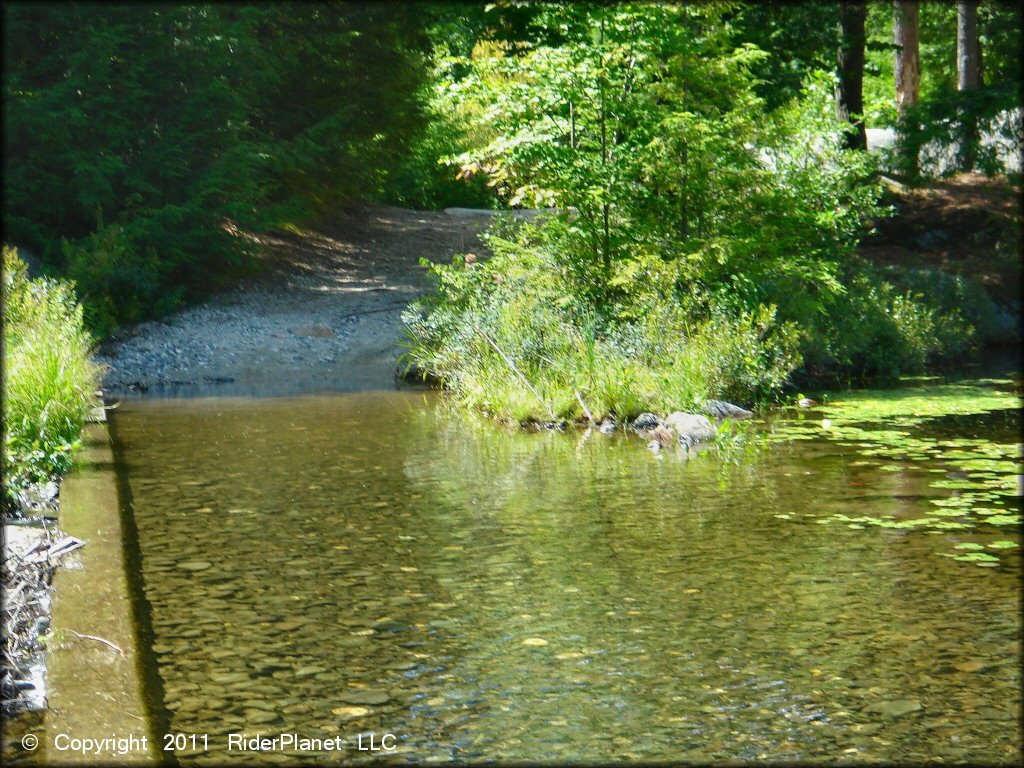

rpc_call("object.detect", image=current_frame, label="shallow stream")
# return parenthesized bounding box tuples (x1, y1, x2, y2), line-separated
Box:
(100, 373, 1021, 763)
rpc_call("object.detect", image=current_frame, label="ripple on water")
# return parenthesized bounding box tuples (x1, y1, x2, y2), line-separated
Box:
(110, 381, 1022, 763)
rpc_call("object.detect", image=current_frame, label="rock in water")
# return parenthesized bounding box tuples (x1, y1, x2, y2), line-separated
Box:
(598, 418, 617, 434)
(652, 425, 674, 448)
(864, 699, 922, 718)
(701, 399, 753, 421)
(632, 412, 661, 430)
(339, 689, 391, 706)
(664, 412, 717, 445)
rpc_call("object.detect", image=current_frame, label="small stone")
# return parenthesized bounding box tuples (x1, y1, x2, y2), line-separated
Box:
(339, 690, 391, 705)
(289, 324, 336, 338)
(864, 699, 922, 718)
(700, 399, 753, 420)
(632, 412, 661, 430)
(852, 722, 884, 736)
(245, 709, 280, 724)
(333, 706, 370, 718)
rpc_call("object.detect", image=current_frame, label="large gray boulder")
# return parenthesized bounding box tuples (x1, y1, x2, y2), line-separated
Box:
(700, 399, 753, 421)
(664, 412, 717, 445)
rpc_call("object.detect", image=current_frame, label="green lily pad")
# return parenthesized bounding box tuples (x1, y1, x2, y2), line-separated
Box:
(951, 552, 1000, 563)
(985, 515, 1022, 526)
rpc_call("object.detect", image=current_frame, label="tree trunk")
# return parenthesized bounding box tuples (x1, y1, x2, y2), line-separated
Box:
(957, 0, 982, 91)
(893, 1, 921, 176)
(956, 0, 983, 170)
(836, 0, 868, 151)
(893, 1, 920, 114)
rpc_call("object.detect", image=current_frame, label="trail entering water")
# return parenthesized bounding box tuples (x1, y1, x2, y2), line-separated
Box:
(98, 206, 489, 397)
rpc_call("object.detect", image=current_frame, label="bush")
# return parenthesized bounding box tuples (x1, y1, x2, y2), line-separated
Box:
(402, 220, 802, 423)
(2, 246, 102, 499)
(801, 264, 1005, 382)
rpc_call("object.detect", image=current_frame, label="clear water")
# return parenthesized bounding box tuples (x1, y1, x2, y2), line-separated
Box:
(102, 378, 1021, 764)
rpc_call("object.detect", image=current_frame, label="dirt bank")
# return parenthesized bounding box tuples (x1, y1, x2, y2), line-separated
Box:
(98, 205, 488, 397)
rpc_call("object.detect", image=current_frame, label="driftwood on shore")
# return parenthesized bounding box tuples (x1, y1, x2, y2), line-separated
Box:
(1, 523, 83, 714)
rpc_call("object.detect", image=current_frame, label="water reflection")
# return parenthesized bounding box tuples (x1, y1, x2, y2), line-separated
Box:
(108, 388, 1020, 763)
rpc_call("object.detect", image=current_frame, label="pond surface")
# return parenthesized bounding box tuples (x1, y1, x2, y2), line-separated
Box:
(109, 375, 1021, 764)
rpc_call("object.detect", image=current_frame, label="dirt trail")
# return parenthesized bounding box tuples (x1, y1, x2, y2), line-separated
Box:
(98, 206, 487, 397)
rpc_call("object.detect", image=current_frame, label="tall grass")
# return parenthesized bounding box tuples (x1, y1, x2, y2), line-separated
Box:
(2, 246, 102, 500)
(401, 222, 802, 424)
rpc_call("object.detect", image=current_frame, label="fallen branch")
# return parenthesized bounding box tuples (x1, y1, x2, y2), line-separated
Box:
(66, 630, 124, 657)
(574, 390, 595, 423)
(479, 329, 556, 421)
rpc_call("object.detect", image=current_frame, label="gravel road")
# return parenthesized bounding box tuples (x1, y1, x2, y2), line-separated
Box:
(98, 205, 488, 398)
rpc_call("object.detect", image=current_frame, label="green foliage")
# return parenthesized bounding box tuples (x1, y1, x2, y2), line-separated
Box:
(2, 247, 102, 498)
(729, 1, 840, 110)
(802, 261, 1004, 382)
(403, 220, 802, 423)
(3, 4, 431, 334)
(385, 5, 499, 210)
(403, 5, 916, 421)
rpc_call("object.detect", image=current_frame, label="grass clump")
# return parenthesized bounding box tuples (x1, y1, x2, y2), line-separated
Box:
(402, 219, 802, 424)
(2, 246, 102, 503)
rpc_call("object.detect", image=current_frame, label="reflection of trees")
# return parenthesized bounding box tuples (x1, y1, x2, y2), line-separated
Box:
(118, 392, 1020, 760)
(400, 410, 836, 755)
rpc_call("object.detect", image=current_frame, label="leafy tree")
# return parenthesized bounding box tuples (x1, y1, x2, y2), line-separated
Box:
(728, 1, 839, 110)
(3, 3, 431, 335)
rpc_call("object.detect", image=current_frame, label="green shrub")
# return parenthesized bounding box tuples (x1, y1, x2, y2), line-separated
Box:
(402, 221, 803, 423)
(801, 264, 1003, 382)
(59, 224, 167, 339)
(2, 246, 102, 499)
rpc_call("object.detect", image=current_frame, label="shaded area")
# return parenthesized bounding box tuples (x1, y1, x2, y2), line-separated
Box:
(860, 173, 1021, 306)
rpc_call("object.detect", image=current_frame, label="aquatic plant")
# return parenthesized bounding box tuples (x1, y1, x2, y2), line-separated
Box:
(769, 376, 1022, 566)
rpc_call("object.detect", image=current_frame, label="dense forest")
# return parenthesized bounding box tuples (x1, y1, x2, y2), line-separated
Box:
(3, 1, 1021, 418)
